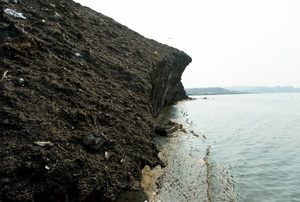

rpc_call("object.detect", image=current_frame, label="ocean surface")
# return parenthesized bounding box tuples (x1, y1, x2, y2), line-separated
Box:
(152, 93, 300, 202)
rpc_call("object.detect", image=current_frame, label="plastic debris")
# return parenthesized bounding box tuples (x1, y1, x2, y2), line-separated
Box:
(75, 52, 81, 57)
(45, 165, 50, 170)
(105, 151, 114, 159)
(0, 70, 8, 82)
(54, 12, 60, 17)
(4, 8, 26, 19)
(18, 78, 25, 86)
(34, 141, 54, 147)
(104, 151, 109, 159)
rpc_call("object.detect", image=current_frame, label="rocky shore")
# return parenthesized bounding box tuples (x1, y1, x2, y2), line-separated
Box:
(0, 0, 191, 201)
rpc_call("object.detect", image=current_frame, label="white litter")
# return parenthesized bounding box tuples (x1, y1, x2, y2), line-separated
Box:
(4, 8, 26, 19)
(75, 52, 81, 57)
(34, 141, 54, 147)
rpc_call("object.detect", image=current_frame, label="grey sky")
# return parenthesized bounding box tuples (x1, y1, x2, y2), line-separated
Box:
(74, 0, 300, 88)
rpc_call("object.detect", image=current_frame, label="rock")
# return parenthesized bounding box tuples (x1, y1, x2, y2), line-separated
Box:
(155, 121, 182, 136)
(3, 119, 9, 124)
(82, 134, 107, 151)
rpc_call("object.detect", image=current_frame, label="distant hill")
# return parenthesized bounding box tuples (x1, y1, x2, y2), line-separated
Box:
(226, 86, 300, 94)
(185, 86, 300, 95)
(185, 87, 242, 95)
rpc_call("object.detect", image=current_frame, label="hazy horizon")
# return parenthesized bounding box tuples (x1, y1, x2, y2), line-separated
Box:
(185, 85, 300, 89)
(74, 0, 300, 88)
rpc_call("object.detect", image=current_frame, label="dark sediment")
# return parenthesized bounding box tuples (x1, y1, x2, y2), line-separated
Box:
(0, 0, 191, 201)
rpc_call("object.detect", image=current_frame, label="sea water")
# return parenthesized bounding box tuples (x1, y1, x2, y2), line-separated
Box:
(152, 93, 300, 202)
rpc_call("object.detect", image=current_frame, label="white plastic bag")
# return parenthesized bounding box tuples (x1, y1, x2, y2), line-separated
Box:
(4, 8, 26, 19)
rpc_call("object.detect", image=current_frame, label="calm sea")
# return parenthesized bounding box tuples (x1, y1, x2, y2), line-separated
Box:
(153, 93, 300, 202)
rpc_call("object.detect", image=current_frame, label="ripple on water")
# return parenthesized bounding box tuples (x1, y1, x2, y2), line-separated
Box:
(140, 93, 300, 202)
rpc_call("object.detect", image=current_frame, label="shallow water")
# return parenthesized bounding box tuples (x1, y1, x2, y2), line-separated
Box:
(150, 93, 300, 202)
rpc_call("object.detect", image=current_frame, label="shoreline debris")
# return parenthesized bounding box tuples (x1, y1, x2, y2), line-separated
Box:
(0, 70, 8, 82)
(4, 8, 26, 19)
(33, 141, 54, 147)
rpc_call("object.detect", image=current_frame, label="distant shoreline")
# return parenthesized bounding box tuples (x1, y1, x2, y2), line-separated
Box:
(185, 86, 300, 96)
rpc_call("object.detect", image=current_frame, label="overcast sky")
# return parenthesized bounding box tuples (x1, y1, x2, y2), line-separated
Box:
(74, 0, 300, 88)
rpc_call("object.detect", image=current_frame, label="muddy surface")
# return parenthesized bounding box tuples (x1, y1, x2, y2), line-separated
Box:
(0, 0, 191, 201)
